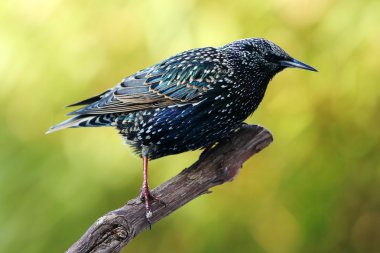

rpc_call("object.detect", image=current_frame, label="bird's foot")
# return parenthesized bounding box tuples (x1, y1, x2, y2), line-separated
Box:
(139, 189, 166, 207)
(139, 187, 166, 229)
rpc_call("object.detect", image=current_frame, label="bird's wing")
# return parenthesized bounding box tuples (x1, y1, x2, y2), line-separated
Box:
(68, 47, 230, 115)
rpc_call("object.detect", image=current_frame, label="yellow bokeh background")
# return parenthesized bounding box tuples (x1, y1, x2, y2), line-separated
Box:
(1, 0, 379, 252)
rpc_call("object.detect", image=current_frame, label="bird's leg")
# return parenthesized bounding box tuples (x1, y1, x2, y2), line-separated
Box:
(140, 155, 153, 225)
(139, 147, 166, 228)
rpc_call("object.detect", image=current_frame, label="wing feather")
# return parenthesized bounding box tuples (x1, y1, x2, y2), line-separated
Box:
(68, 47, 230, 116)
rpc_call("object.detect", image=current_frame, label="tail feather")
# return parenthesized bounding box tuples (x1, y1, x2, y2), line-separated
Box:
(46, 114, 116, 134)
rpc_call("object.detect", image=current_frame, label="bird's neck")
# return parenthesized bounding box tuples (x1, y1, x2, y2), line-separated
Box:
(220, 47, 275, 120)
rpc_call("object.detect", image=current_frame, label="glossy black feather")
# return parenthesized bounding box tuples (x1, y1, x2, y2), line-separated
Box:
(48, 38, 316, 159)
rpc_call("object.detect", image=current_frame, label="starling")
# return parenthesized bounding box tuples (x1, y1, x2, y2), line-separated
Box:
(47, 38, 317, 223)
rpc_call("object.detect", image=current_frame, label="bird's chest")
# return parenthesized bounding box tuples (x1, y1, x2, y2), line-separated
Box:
(222, 80, 268, 121)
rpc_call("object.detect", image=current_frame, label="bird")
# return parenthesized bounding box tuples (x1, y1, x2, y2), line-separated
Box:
(47, 38, 317, 224)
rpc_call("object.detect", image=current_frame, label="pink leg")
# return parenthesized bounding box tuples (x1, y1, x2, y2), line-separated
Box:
(141, 156, 153, 221)
(139, 155, 166, 228)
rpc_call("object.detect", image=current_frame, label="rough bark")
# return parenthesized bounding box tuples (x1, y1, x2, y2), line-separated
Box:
(66, 124, 273, 253)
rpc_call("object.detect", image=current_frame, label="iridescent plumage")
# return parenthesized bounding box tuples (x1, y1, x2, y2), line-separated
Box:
(48, 38, 316, 222)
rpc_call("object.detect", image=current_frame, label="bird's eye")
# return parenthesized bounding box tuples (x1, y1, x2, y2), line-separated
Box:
(264, 53, 281, 63)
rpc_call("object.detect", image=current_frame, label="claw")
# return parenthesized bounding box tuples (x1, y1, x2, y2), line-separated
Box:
(146, 210, 152, 230)
(140, 187, 166, 228)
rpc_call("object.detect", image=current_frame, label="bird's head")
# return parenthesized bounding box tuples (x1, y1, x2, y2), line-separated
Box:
(224, 38, 317, 77)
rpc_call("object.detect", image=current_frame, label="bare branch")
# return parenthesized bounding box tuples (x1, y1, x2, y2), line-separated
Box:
(66, 124, 273, 253)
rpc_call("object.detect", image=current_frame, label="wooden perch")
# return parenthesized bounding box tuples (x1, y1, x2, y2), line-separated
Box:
(66, 124, 273, 253)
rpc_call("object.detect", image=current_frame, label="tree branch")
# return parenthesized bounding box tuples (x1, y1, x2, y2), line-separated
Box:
(66, 124, 273, 253)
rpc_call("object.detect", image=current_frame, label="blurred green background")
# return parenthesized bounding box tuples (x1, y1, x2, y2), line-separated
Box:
(1, 0, 380, 252)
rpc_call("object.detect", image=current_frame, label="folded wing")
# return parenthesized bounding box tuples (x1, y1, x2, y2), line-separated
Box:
(68, 47, 229, 116)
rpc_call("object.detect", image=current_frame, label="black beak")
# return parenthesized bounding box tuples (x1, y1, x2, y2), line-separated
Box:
(280, 58, 317, 72)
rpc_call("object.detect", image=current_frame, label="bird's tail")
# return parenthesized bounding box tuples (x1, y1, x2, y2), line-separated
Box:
(46, 114, 116, 134)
